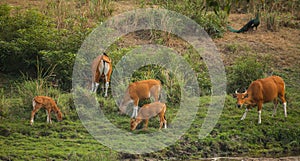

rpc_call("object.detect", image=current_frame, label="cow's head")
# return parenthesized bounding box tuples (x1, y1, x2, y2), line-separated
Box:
(56, 109, 63, 122)
(130, 118, 138, 130)
(233, 90, 249, 108)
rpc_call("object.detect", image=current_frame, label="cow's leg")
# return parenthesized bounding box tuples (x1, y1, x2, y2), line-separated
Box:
(280, 96, 287, 118)
(104, 75, 109, 97)
(92, 69, 100, 93)
(46, 110, 49, 123)
(160, 115, 166, 130)
(93, 82, 99, 93)
(241, 108, 248, 120)
(258, 102, 263, 124)
(131, 106, 139, 118)
(283, 102, 287, 117)
(131, 98, 139, 118)
(272, 99, 278, 117)
(46, 109, 52, 124)
(279, 89, 287, 117)
(258, 110, 262, 124)
(144, 119, 149, 130)
(30, 104, 42, 125)
(96, 61, 104, 93)
(104, 63, 111, 97)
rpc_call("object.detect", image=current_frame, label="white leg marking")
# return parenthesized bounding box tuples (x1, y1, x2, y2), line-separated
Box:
(30, 119, 34, 125)
(164, 120, 167, 129)
(241, 109, 248, 120)
(258, 110, 262, 124)
(135, 107, 138, 118)
(91, 82, 99, 92)
(91, 82, 95, 92)
(104, 82, 109, 97)
(283, 102, 287, 117)
(94, 83, 99, 93)
(131, 106, 138, 118)
(46, 110, 49, 123)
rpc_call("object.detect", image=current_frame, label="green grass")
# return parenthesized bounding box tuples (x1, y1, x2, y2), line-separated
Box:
(0, 93, 299, 160)
(0, 119, 117, 161)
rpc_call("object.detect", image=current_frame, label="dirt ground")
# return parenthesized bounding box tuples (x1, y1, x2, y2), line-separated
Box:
(215, 13, 300, 69)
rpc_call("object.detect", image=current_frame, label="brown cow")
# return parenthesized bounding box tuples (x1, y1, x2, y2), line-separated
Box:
(233, 76, 287, 124)
(119, 79, 161, 118)
(30, 96, 63, 125)
(130, 102, 167, 130)
(91, 53, 112, 97)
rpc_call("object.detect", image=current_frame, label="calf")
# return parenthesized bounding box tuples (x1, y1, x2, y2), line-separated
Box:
(233, 76, 287, 124)
(130, 102, 167, 130)
(30, 96, 63, 125)
(119, 79, 161, 118)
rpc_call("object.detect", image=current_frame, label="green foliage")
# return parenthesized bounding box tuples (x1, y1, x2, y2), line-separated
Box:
(183, 47, 211, 95)
(227, 55, 267, 93)
(39, 51, 76, 90)
(0, 5, 90, 90)
(150, 0, 228, 37)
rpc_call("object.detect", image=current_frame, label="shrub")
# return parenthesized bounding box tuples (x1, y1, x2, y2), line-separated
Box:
(227, 55, 267, 93)
(149, 0, 228, 38)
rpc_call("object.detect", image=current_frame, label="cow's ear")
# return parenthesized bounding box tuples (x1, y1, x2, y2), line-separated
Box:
(130, 118, 135, 123)
(244, 93, 249, 98)
(232, 93, 237, 98)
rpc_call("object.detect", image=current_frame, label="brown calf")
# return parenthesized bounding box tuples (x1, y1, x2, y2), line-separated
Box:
(233, 76, 287, 124)
(130, 102, 167, 130)
(30, 96, 63, 125)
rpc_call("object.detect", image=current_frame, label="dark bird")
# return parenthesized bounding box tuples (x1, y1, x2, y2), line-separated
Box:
(227, 12, 260, 33)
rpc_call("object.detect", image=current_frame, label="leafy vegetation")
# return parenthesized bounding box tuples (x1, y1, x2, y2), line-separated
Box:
(0, 0, 300, 160)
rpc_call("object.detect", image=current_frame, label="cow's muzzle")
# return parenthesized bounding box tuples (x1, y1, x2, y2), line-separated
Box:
(236, 104, 242, 108)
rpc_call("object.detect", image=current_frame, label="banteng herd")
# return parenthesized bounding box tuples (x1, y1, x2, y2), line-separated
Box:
(31, 54, 288, 128)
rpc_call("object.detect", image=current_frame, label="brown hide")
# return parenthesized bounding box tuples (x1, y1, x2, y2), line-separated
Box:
(234, 76, 287, 124)
(130, 102, 167, 130)
(119, 79, 161, 115)
(30, 96, 63, 125)
(236, 76, 286, 110)
(91, 54, 112, 84)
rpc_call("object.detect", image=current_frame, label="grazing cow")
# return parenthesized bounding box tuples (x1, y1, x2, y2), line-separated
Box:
(130, 102, 167, 130)
(30, 96, 63, 125)
(233, 76, 287, 124)
(91, 53, 112, 97)
(119, 79, 161, 118)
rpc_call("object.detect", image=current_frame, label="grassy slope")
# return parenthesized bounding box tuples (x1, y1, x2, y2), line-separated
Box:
(0, 119, 118, 161)
(0, 95, 299, 160)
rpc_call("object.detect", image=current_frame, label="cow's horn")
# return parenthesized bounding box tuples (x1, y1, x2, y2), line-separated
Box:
(235, 89, 238, 94)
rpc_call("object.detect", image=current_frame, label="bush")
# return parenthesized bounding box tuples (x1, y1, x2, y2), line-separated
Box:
(227, 55, 267, 93)
(150, 0, 228, 38)
(0, 5, 90, 91)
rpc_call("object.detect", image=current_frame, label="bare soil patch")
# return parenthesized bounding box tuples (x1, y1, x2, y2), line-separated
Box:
(215, 14, 300, 68)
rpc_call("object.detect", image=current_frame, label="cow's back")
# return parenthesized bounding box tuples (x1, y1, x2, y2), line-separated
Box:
(128, 79, 160, 99)
(248, 76, 284, 103)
